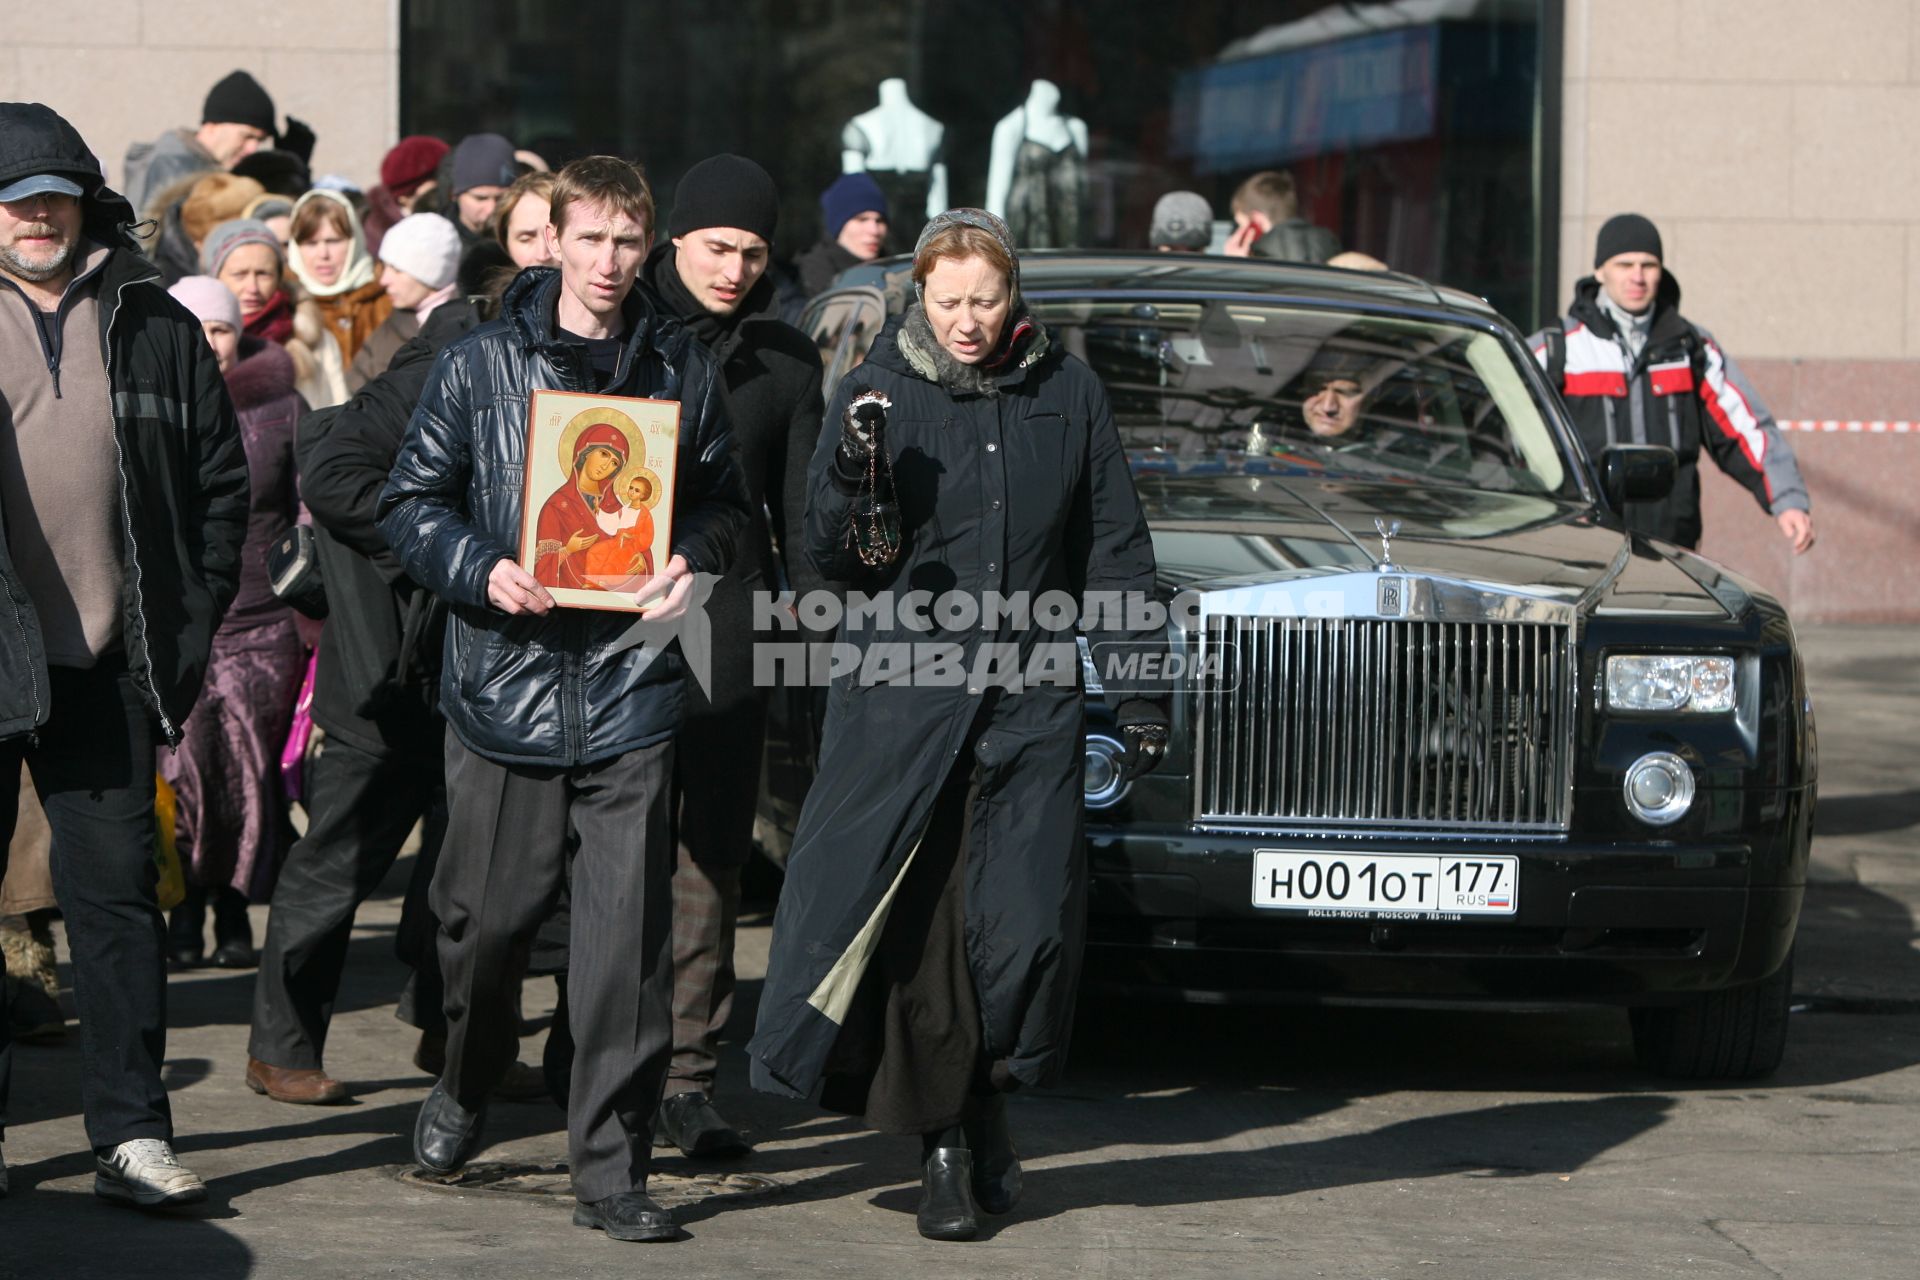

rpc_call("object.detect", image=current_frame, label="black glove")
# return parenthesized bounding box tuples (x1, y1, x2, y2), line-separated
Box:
(1116, 698, 1171, 781)
(279, 116, 317, 165)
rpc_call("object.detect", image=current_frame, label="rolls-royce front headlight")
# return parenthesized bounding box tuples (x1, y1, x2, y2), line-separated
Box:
(1606, 655, 1735, 713)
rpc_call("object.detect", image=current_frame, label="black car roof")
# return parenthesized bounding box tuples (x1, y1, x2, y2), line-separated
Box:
(826, 250, 1505, 323)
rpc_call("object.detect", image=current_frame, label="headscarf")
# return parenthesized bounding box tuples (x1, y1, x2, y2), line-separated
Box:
(574, 423, 629, 468)
(911, 207, 1021, 305)
(908, 207, 1034, 375)
(287, 188, 377, 298)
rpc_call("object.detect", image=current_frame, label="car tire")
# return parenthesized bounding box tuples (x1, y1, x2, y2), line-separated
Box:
(1630, 946, 1794, 1080)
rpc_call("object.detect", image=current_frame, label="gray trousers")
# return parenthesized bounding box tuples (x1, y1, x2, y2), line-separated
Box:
(435, 730, 674, 1203)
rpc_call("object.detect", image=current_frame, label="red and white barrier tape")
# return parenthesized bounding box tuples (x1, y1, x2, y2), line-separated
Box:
(1780, 420, 1916, 433)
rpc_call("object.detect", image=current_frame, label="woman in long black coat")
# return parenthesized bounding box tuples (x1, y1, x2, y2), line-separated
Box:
(749, 209, 1168, 1240)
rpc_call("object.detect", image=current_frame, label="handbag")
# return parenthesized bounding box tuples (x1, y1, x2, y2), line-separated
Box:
(267, 522, 329, 619)
(279, 651, 318, 804)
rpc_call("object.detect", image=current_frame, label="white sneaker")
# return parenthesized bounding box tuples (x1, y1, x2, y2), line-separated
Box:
(94, 1138, 206, 1207)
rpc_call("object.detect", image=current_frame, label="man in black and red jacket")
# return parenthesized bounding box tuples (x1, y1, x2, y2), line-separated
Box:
(1530, 213, 1814, 553)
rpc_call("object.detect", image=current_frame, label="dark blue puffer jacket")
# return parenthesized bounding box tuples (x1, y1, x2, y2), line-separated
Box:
(377, 268, 750, 766)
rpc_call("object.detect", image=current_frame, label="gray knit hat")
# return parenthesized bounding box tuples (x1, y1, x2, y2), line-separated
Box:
(911, 207, 1020, 302)
(201, 218, 285, 276)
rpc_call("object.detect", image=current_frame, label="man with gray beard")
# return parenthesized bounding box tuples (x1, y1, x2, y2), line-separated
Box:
(0, 102, 248, 1207)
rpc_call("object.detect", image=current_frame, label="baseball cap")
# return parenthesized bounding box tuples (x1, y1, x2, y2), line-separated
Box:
(0, 174, 85, 204)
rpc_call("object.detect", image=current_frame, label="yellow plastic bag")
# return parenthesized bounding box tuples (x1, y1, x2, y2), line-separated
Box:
(153, 773, 186, 910)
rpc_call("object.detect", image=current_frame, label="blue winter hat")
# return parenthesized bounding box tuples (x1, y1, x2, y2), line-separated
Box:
(820, 172, 888, 240)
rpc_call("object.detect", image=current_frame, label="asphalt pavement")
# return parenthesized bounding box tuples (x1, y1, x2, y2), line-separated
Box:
(1, 623, 1915, 1279)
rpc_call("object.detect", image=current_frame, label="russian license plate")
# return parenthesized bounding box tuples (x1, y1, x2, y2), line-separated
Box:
(1251, 850, 1519, 916)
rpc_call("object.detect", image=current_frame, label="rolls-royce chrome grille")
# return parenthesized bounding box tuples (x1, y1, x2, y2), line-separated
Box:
(1195, 616, 1574, 833)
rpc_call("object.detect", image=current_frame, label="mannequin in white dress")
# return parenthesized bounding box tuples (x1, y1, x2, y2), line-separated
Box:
(841, 79, 949, 245)
(984, 80, 1090, 249)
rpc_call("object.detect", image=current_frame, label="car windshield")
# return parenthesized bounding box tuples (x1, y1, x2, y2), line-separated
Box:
(1028, 297, 1578, 498)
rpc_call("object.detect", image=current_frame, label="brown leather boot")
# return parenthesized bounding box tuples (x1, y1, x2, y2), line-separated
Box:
(246, 1056, 349, 1105)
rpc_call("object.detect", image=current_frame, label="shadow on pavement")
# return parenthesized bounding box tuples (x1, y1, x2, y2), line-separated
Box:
(937, 1094, 1674, 1237)
(1, 1160, 256, 1277)
(1814, 787, 1920, 838)
(1794, 878, 1920, 1015)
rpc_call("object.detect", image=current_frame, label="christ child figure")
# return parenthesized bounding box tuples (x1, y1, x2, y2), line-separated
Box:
(582, 472, 656, 589)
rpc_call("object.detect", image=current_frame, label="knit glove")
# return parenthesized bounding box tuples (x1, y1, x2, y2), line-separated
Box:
(830, 387, 890, 489)
(1116, 698, 1171, 781)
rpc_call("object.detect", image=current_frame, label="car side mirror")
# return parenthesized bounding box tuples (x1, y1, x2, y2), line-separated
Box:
(1601, 445, 1676, 506)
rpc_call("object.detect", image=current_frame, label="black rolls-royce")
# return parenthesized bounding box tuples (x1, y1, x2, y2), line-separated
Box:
(770, 254, 1815, 1080)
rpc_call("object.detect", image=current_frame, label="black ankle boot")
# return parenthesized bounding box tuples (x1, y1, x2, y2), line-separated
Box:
(916, 1145, 979, 1241)
(211, 887, 257, 968)
(167, 882, 207, 970)
(963, 1093, 1022, 1215)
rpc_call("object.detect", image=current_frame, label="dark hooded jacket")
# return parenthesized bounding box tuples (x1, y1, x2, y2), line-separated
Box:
(300, 299, 480, 757)
(747, 301, 1159, 1100)
(0, 102, 249, 743)
(376, 268, 751, 767)
(1529, 273, 1809, 549)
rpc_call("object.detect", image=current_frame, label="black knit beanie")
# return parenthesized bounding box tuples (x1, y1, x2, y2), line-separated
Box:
(202, 71, 276, 135)
(1593, 213, 1663, 267)
(669, 154, 780, 242)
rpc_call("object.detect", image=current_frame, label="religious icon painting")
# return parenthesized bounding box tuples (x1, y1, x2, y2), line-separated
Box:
(518, 389, 681, 612)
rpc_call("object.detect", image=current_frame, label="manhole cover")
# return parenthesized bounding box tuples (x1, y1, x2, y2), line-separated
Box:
(398, 1161, 783, 1209)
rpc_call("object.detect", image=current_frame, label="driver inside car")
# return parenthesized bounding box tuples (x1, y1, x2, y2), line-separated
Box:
(1301, 368, 1367, 438)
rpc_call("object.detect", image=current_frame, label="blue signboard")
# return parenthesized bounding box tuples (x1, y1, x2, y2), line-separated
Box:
(1172, 26, 1439, 172)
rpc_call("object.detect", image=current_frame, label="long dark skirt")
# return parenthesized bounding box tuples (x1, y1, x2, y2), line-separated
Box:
(160, 616, 304, 901)
(818, 755, 995, 1135)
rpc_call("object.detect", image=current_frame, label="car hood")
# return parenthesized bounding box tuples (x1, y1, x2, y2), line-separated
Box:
(1133, 473, 1757, 620)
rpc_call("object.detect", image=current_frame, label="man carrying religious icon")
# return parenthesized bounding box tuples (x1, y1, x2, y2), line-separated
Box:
(378, 156, 748, 1243)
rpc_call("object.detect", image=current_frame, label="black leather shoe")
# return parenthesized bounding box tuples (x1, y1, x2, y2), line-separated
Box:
(167, 946, 204, 972)
(412, 1079, 487, 1175)
(964, 1093, 1022, 1215)
(572, 1190, 679, 1242)
(654, 1091, 751, 1158)
(210, 937, 258, 969)
(916, 1147, 980, 1241)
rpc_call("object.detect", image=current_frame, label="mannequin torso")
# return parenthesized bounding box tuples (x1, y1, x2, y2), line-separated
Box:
(985, 80, 1090, 247)
(840, 78, 949, 234)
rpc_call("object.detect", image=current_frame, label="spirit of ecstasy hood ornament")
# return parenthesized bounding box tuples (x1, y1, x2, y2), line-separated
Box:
(1374, 517, 1402, 569)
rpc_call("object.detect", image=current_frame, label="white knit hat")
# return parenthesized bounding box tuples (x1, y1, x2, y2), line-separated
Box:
(378, 213, 462, 291)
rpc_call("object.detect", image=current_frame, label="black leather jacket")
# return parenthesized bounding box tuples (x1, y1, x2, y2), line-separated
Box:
(377, 268, 750, 767)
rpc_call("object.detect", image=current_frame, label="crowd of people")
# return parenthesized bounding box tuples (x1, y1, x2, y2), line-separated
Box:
(0, 65, 1810, 1242)
(0, 68, 1169, 1241)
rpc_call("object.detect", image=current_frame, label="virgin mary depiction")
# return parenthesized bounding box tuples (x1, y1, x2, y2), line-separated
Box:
(533, 423, 629, 589)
